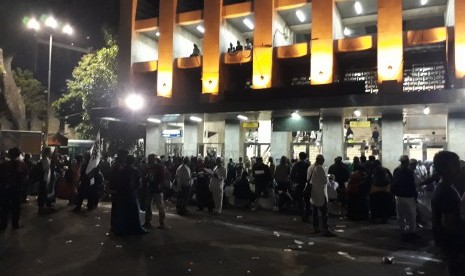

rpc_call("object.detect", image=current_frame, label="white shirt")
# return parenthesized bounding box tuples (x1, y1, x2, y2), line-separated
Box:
(210, 165, 227, 191)
(176, 164, 192, 187)
(308, 164, 328, 207)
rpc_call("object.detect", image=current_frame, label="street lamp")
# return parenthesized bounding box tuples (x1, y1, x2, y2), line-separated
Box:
(125, 94, 144, 111)
(25, 16, 74, 145)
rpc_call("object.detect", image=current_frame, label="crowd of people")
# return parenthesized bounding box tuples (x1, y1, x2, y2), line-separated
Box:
(1, 146, 464, 275)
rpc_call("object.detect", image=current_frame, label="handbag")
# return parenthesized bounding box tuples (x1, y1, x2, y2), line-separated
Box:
(303, 166, 315, 197)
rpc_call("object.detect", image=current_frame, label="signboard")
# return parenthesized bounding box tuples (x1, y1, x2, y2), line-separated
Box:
(242, 122, 259, 129)
(349, 121, 371, 128)
(162, 129, 182, 138)
(273, 116, 320, 132)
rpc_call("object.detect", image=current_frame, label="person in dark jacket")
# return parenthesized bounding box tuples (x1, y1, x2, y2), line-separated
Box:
(346, 165, 369, 221)
(291, 152, 311, 222)
(252, 157, 271, 198)
(0, 147, 26, 230)
(142, 154, 165, 229)
(233, 171, 254, 207)
(391, 155, 418, 238)
(328, 156, 350, 206)
(73, 152, 104, 212)
(369, 160, 394, 223)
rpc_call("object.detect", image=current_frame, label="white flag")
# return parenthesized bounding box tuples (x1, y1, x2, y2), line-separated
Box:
(86, 132, 101, 175)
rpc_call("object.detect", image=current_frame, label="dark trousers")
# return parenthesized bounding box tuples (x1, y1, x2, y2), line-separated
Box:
(312, 199, 329, 231)
(255, 183, 267, 198)
(295, 183, 311, 220)
(197, 187, 214, 211)
(37, 181, 52, 208)
(0, 187, 21, 229)
(75, 184, 99, 211)
(176, 185, 191, 215)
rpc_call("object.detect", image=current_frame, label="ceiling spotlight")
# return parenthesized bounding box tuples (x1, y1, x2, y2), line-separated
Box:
(354, 2, 363, 15)
(291, 111, 301, 119)
(423, 106, 430, 115)
(196, 25, 205, 34)
(155, 31, 160, 37)
(296, 10, 306, 23)
(237, 115, 248, 121)
(243, 18, 254, 30)
(190, 116, 203, 122)
(45, 16, 58, 29)
(420, 0, 428, 6)
(147, 118, 161, 124)
(353, 109, 361, 117)
(125, 94, 144, 111)
(343, 27, 351, 36)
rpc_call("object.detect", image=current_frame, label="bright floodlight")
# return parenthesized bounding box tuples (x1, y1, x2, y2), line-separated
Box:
(343, 27, 351, 36)
(237, 115, 248, 121)
(296, 10, 306, 23)
(190, 116, 203, 122)
(45, 16, 58, 29)
(147, 118, 161, 123)
(196, 25, 205, 34)
(421, 0, 428, 6)
(354, 2, 363, 15)
(243, 18, 254, 30)
(27, 18, 41, 30)
(353, 109, 361, 117)
(423, 106, 430, 115)
(291, 111, 301, 120)
(125, 94, 144, 111)
(62, 24, 73, 35)
(156, 31, 160, 37)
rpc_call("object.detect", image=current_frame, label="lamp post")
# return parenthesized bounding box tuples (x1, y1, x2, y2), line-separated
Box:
(26, 16, 73, 145)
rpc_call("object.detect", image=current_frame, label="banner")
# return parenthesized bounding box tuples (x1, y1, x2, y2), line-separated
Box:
(86, 132, 101, 175)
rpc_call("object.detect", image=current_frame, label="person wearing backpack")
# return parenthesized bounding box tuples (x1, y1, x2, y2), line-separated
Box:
(142, 154, 165, 229)
(0, 147, 26, 230)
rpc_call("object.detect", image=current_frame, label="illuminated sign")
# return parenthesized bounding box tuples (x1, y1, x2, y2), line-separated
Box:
(242, 122, 259, 129)
(162, 129, 182, 138)
(349, 121, 371, 128)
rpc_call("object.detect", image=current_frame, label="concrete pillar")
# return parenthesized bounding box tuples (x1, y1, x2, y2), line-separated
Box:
(271, 132, 292, 160)
(310, 0, 334, 85)
(183, 123, 199, 156)
(146, 123, 165, 155)
(447, 113, 465, 159)
(202, 0, 223, 94)
(157, 0, 177, 97)
(378, 0, 403, 83)
(225, 122, 241, 161)
(252, 0, 274, 89)
(381, 114, 404, 172)
(322, 117, 343, 162)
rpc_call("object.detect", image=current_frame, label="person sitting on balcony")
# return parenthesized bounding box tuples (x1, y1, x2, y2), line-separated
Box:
(190, 44, 201, 57)
(227, 42, 235, 53)
(372, 127, 380, 144)
(235, 40, 243, 51)
(245, 38, 253, 50)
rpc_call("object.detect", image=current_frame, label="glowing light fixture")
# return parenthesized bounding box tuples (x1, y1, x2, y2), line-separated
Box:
(296, 10, 306, 23)
(243, 18, 254, 30)
(353, 109, 361, 117)
(156, 31, 160, 37)
(423, 106, 430, 115)
(196, 25, 205, 34)
(420, 0, 428, 6)
(27, 18, 40, 30)
(343, 27, 351, 36)
(354, 2, 363, 15)
(125, 94, 144, 111)
(62, 24, 73, 35)
(291, 111, 301, 120)
(190, 116, 203, 123)
(45, 16, 58, 29)
(237, 115, 248, 121)
(147, 118, 161, 124)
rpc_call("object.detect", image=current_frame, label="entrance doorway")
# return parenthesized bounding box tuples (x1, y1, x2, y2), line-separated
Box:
(165, 143, 183, 157)
(198, 143, 224, 158)
(244, 143, 271, 161)
(291, 143, 320, 161)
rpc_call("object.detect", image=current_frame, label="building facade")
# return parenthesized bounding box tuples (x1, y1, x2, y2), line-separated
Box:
(111, 0, 465, 171)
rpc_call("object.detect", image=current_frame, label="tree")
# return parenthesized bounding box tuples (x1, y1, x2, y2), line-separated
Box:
(52, 31, 118, 140)
(13, 68, 46, 129)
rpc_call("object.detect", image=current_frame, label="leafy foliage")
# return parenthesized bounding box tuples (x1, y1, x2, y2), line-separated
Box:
(13, 68, 46, 123)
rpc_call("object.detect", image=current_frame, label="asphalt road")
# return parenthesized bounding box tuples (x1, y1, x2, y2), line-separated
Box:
(0, 199, 447, 276)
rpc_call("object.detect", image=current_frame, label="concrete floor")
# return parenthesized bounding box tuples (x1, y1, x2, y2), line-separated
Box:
(0, 199, 447, 276)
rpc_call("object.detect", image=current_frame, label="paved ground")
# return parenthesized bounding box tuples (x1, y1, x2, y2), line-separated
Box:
(0, 199, 447, 276)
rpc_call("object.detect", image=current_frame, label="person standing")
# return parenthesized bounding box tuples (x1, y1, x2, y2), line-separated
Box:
(195, 157, 213, 212)
(308, 154, 334, 236)
(73, 153, 103, 212)
(328, 156, 350, 207)
(176, 157, 192, 216)
(210, 157, 227, 214)
(392, 155, 418, 239)
(251, 157, 271, 198)
(37, 147, 54, 215)
(143, 154, 165, 229)
(0, 147, 26, 230)
(291, 152, 311, 222)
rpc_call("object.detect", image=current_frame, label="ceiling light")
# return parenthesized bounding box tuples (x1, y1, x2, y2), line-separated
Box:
(62, 24, 73, 35)
(196, 25, 205, 34)
(190, 116, 203, 122)
(291, 111, 301, 120)
(296, 10, 306, 23)
(237, 115, 248, 121)
(420, 0, 428, 6)
(243, 18, 254, 30)
(423, 106, 430, 115)
(45, 16, 58, 29)
(354, 2, 363, 15)
(155, 31, 160, 37)
(125, 94, 144, 111)
(27, 18, 40, 31)
(147, 118, 161, 124)
(353, 109, 361, 117)
(343, 27, 351, 36)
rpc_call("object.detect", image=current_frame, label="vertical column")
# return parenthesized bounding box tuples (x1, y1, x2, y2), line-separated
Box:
(146, 123, 165, 155)
(225, 122, 241, 161)
(183, 123, 199, 156)
(117, 0, 138, 98)
(202, 0, 223, 94)
(381, 114, 404, 172)
(157, 0, 177, 97)
(310, 0, 334, 85)
(322, 117, 343, 162)
(378, 0, 403, 83)
(271, 132, 291, 160)
(455, 0, 465, 79)
(252, 0, 274, 89)
(447, 113, 465, 158)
